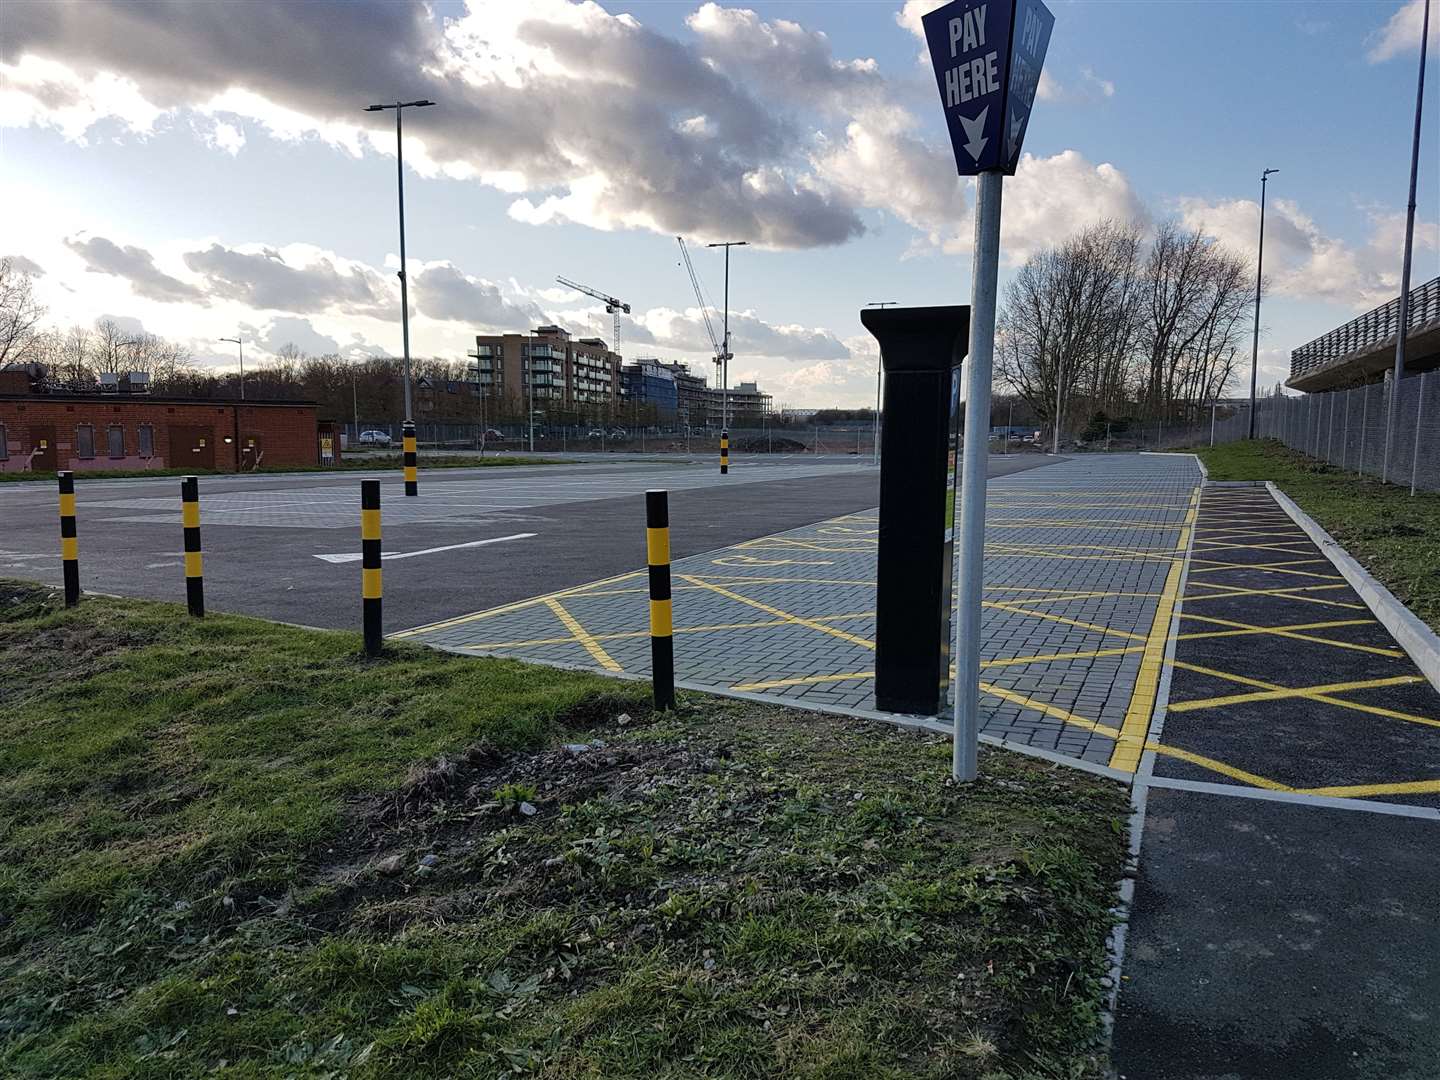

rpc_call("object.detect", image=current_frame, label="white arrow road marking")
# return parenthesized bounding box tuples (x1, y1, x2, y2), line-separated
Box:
(313, 532, 537, 564)
(959, 105, 989, 160)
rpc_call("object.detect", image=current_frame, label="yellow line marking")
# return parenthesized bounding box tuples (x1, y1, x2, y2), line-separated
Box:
(1177, 614, 1403, 657)
(461, 613, 878, 651)
(1169, 663, 1433, 723)
(1192, 540, 1314, 555)
(1148, 744, 1292, 790)
(1188, 558, 1343, 581)
(677, 575, 876, 650)
(984, 601, 1146, 642)
(390, 568, 646, 637)
(733, 670, 876, 691)
(983, 644, 1146, 667)
(1109, 555, 1185, 771)
(995, 590, 1163, 608)
(1299, 778, 1440, 798)
(543, 597, 623, 672)
(1182, 582, 1365, 610)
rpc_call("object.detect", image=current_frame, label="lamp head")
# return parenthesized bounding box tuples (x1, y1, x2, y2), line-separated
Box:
(1262, 168, 1279, 179)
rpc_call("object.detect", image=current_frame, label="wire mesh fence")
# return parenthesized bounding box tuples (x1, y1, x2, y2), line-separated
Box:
(1176, 373, 1438, 493)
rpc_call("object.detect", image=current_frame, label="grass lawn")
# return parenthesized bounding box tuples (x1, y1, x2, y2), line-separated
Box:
(1192, 440, 1440, 632)
(0, 457, 572, 483)
(0, 583, 1128, 1079)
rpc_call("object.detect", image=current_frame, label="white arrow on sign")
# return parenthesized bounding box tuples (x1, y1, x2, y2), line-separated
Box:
(1007, 111, 1025, 158)
(959, 105, 989, 161)
(313, 532, 536, 564)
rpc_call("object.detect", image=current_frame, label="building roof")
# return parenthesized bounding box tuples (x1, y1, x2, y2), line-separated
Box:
(0, 393, 318, 408)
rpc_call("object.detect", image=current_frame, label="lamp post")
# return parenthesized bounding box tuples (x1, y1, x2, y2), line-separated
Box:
(1247, 168, 1278, 439)
(707, 241, 748, 430)
(219, 335, 245, 400)
(364, 98, 434, 479)
(1384, 0, 1430, 483)
(866, 302, 897, 465)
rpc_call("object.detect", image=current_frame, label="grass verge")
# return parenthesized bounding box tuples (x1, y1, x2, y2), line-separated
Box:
(0, 457, 572, 483)
(1, 583, 1127, 1078)
(1192, 440, 1440, 632)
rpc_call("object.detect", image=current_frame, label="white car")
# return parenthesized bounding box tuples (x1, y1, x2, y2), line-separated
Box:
(359, 430, 393, 447)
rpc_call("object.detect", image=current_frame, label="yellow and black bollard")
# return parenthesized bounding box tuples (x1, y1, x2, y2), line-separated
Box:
(719, 428, 729, 475)
(646, 489, 675, 709)
(402, 420, 418, 497)
(361, 479, 383, 656)
(57, 470, 79, 607)
(181, 476, 204, 617)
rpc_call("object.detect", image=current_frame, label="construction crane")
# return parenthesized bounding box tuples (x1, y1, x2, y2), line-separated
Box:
(676, 237, 726, 380)
(555, 276, 631, 358)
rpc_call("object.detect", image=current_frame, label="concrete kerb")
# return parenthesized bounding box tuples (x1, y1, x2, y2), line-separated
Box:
(1266, 480, 1440, 696)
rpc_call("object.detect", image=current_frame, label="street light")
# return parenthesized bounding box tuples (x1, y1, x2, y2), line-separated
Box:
(219, 335, 245, 400)
(364, 98, 434, 448)
(865, 302, 897, 466)
(707, 241, 748, 431)
(1247, 167, 1278, 439)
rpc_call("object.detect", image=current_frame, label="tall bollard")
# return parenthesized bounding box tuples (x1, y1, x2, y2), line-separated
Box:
(646, 489, 676, 709)
(402, 420, 418, 497)
(181, 476, 205, 617)
(719, 429, 729, 475)
(57, 470, 79, 607)
(361, 479, 383, 655)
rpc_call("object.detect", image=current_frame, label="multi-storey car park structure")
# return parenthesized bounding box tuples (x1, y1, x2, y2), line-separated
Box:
(1288, 275, 1440, 393)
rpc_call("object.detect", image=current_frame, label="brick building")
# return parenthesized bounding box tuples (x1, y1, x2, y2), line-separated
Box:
(0, 393, 332, 474)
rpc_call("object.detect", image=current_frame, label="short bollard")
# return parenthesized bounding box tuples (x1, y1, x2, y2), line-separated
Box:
(403, 420, 418, 497)
(57, 470, 79, 607)
(719, 429, 730, 475)
(646, 489, 676, 709)
(361, 479, 383, 655)
(181, 476, 204, 617)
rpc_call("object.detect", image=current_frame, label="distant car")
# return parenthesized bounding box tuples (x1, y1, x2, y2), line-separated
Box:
(358, 430, 392, 447)
(608, 428, 627, 439)
(587, 428, 605, 439)
(481, 428, 504, 440)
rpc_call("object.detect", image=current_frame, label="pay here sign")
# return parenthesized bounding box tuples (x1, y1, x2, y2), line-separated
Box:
(923, 0, 1054, 175)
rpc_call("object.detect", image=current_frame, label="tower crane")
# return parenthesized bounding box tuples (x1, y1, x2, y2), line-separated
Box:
(676, 237, 727, 380)
(555, 276, 631, 358)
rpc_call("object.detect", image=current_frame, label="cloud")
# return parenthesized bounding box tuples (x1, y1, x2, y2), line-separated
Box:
(635, 306, 851, 361)
(3, 0, 869, 249)
(182, 243, 386, 314)
(410, 262, 544, 325)
(4, 254, 46, 277)
(64, 235, 208, 303)
(243, 315, 340, 357)
(1175, 196, 1439, 308)
(1367, 0, 1439, 63)
(1000, 151, 1148, 265)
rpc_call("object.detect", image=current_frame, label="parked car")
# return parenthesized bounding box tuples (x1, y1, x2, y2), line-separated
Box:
(587, 429, 605, 439)
(358, 430, 392, 447)
(481, 428, 504, 440)
(608, 428, 627, 439)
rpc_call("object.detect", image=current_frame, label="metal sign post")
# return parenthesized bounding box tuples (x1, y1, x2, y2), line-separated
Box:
(924, 0, 1053, 782)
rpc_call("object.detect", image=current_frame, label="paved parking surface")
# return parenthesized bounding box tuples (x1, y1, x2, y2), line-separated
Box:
(397, 453, 1203, 768)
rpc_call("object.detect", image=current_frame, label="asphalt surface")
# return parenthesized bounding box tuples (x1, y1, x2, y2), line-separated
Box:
(0, 454, 1054, 631)
(1113, 789, 1440, 1080)
(1112, 483, 1440, 1079)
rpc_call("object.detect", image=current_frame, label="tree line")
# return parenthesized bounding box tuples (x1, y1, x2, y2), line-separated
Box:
(996, 220, 1255, 443)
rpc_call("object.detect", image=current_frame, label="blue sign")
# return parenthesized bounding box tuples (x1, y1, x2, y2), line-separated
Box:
(923, 0, 1054, 176)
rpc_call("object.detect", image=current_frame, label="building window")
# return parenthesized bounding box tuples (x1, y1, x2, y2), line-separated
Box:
(0, 422, 7, 460)
(138, 424, 154, 458)
(108, 425, 125, 459)
(76, 425, 95, 459)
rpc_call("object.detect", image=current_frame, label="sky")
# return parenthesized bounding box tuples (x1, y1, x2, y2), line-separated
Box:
(2, 0, 1438, 409)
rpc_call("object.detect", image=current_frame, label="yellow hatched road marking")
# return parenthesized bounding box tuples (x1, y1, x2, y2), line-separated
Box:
(1108, 555, 1185, 771)
(734, 670, 876, 691)
(464, 612, 879, 651)
(1169, 662, 1433, 724)
(984, 601, 1146, 642)
(544, 597, 623, 672)
(1192, 540, 1314, 556)
(1183, 582, 1364, 610)
(678, 575, 876, 650)
(1189, 558, 1343, 581)
(1177, 614, 1402, 657)
(390, 568, 647, 636)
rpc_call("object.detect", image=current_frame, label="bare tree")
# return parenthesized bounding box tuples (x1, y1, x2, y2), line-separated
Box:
(0, 257, 47, 367)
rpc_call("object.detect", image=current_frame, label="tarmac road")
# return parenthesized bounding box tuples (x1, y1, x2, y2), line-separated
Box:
(0, 453, 1055, 631)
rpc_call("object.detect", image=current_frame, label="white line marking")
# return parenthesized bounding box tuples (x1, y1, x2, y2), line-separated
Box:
(313, 532, 537, 564)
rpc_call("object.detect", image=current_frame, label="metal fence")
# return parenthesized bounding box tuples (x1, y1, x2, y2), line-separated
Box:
(342, 421, 881, 458)
(1187, 373, 1439, 494)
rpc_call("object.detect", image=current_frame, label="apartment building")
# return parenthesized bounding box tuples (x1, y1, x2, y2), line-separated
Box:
(468, 325, 621, 417)
(621, 358, 678, 424)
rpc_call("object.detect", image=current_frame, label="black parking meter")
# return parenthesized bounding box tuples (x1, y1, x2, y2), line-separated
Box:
(861, 305, 969, 715)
